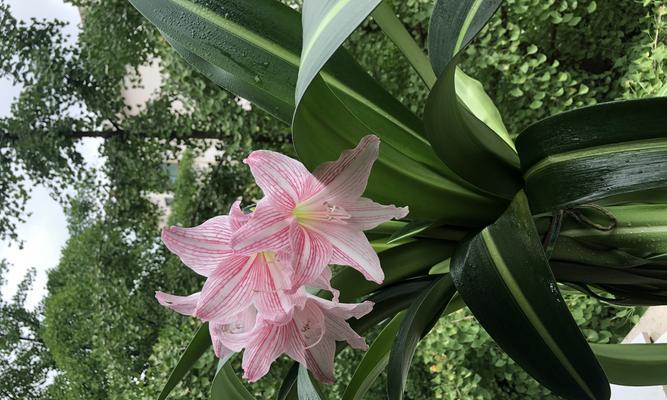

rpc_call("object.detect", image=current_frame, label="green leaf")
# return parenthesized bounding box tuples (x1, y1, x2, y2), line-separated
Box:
(591, 343, 667, 386)
(386, 274, 457, 400)
(332, 239, 456, 302)
(211, 358, 255, 400)
(294, 0, 504, 223)
(371, 1, 436, 88)
(343, 313, 405, 400)
(516, 98, 667, 213)
(425, 0, 521, 198)
(296, 0, 382, 103)
(387, 220, 433, 244)
(128, 0, 301, 123)
(451, 191, 610, 400)
(158, 323, 211, 400)
(297, 365, 324, 400)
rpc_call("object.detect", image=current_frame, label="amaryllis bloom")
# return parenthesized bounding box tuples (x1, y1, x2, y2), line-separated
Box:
(161, 202, 297, 323)
(240, 292, 373, 383)
(230, 135, 409, 287)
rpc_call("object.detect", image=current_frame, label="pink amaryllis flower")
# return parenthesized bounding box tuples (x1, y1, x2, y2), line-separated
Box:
(240, 292, 373, 383)
(161, 202, 297, 323)
(231, 135, 409, 288)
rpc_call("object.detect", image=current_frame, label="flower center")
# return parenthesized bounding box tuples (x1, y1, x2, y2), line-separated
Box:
(292, 201, 351, 225)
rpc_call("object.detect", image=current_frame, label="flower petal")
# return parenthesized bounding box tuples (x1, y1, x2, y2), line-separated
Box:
(230, 199, 292, 255)
(315, 223, 384, 284)
(305, 337, 336, 384)
(306, 135, 380, 203)
(289, 224, 333, 289)
(228, 200, 250, 231)
(194, 256, 254, 321)
(155, 291, 200, 316)
(345, 197, 409, 231)
(244, 150, 312, 208)
(314, 297, 372, 351)
(242, 323, 288, 382)
(308, 266, 340, 302)
(161, 216, 233, 277)
(282, 300, 328, 379)
(252, 253, 295, 323)
(210, 307, 258, 356)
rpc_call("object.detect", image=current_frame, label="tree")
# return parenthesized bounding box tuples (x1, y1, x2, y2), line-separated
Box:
(0, 0, 292, 244)
(0, 261, 55, 400)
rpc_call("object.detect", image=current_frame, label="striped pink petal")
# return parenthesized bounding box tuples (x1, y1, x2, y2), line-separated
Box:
(242, 323, 289, 382)
(307, 266, 340, 302)
(194, 256, 255, 321)
(313, 297, 372, 350)
(306, 135, 379, 204)
(155, 291, 200, 316)
(210, 307, 258, 357)
(228, 200, 250, 230)
(230, 198, 292, 255)
(315, 223, 384, 284)
(345, 197, 409, 231)
(244, 150, 312, 208)
(289, 224, 332, 289)
(161, 216, 233, 277)
(252, 253, 295, 323)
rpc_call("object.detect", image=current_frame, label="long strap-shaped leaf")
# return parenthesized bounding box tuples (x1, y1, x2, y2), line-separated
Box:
(424, 0, 522, 199)
(129, 0, 300, 124)
(516, 97, 667, 213)
(158, 323, 211, 400)
(386, 273, 457, 400)
(342, 313, 405, 400)
(211, 357, 255, 400)
(297, 365, 324, 400)
(451, 191, 610, 400)
(591, 343, 667, 386)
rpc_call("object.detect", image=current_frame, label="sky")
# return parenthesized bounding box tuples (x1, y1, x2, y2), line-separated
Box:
(0, 0, 101, 309)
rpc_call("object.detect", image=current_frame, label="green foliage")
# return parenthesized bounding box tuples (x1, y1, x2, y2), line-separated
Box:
(0, 261, 55, 400)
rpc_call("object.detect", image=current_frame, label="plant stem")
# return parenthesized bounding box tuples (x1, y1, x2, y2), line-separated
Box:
(372, 1, 437, 89)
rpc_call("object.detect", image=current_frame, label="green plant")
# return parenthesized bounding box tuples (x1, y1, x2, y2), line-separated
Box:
(126, 0, 667, 399)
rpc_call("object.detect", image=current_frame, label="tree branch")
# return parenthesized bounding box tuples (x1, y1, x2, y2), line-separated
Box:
(0, 129, 227, 143)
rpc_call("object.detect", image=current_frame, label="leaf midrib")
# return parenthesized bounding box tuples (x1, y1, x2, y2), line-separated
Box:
(524, 138, 667, 180)
(481, 229, 596, 400)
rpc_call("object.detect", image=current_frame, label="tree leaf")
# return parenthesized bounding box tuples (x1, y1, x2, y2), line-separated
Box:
(591, 343, 667, 386)
(158, 323, 211, 400)
(386, 274, 457, 400)
(516, 98, 667, 213)
(342, 313, 405, 400)
(450, 191, 610, 400)
(211, 357, 255, 400)
(425, 0, 521, 199)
